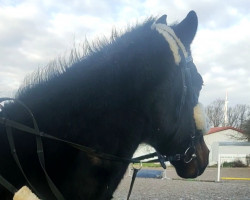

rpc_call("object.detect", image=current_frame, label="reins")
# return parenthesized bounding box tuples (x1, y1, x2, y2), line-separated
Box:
(0, 96, 197, 200)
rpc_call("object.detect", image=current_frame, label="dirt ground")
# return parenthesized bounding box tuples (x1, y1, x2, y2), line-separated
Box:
(162, 167, 250, 181)
(113, 167, 250, 200)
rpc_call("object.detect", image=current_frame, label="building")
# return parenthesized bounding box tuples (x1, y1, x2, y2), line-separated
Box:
(204, 127, 250, 166)
(133, 127, 250, 166)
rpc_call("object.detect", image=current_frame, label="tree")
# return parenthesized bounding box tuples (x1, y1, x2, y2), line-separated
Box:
(205, 99, 224, 127)
(228, 104, 250, 129)
(205, 99, 250, 129)
(242, 119, 250, 142)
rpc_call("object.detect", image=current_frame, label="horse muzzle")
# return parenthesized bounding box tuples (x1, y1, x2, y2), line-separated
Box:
(171, 137, 209, 178)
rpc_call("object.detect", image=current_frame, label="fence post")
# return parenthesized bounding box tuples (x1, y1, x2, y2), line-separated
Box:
(128, 164, 133, 177)
(217, 154, 221, 182)
(162, 169, 167, 179)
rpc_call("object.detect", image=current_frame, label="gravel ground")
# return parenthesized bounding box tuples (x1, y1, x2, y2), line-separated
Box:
(113, 168, 250, 200)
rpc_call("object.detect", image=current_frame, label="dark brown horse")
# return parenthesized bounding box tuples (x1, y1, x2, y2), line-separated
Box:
(0, 11, 209, 199)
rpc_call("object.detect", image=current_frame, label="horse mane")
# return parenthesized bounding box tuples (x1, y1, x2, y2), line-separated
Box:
(16, 17, 156, 99)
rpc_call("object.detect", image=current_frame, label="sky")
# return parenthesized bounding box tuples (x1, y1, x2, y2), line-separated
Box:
(0, 0, 250, 106)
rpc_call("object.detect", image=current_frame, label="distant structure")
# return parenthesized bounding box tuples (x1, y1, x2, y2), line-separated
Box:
(224, 91, 228, 126)
(204, 127, 249, 166)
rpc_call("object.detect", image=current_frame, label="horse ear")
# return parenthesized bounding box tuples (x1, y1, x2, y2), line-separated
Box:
(155, 14, 167, 25)
(174, 11, 198, 46)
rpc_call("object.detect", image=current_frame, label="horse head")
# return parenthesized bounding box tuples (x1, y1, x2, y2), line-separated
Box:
(145, 11, 209, 178)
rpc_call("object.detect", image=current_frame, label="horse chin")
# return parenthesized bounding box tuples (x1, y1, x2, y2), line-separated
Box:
(171, 159, 207, 179)
(171, 138, 209, 179)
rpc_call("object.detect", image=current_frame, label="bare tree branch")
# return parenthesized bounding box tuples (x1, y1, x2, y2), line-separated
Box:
(242, 119, 250, 142)
(205, 99, 224, 127)
(205, 99, 250, 134)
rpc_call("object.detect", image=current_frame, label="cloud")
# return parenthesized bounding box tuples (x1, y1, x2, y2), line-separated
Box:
(192, 12, 250, 105)
(0, 0, 249, 107)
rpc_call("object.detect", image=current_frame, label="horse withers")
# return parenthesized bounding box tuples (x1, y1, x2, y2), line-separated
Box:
(0, 11, 209, 199)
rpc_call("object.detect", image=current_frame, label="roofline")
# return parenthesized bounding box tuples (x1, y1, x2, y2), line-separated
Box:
(218, 142, 250, 146)
(205, 126, 244, 135)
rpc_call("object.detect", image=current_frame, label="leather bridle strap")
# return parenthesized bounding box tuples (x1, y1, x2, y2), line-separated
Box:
(0, 116, 167, 200)
(0, 116, 162, 164)
(126, 167, 140, 200)
(0, 174, 17, 194)
(5, 124, 41, 197)
(0, 98, 64, 200)
(0, 97, 191, 200)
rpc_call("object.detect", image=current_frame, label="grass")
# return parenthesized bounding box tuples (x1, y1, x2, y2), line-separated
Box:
(132, 163, 162, 168)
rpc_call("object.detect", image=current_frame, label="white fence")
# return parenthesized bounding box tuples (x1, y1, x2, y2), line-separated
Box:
(216, 142, 250, 182)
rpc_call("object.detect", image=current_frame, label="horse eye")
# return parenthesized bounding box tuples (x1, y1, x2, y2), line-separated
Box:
(193, 74, 203, 89)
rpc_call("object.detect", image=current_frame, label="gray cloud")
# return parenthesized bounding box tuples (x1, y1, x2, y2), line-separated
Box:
(0, 0, 249, 107)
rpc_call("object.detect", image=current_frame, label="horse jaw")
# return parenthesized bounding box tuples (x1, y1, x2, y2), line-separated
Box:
(170, 103, 210, 178)
(171, 136, 209, 178)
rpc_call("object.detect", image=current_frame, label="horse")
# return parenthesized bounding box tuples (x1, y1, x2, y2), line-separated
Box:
(0, 10, 209, 200)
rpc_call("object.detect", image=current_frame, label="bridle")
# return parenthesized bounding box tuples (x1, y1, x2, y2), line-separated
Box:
(0, 24, 202, 200)
(151, 21, 203, 165)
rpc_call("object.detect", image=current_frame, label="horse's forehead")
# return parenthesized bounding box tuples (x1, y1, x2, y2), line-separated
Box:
(151, 23, 188, 65)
